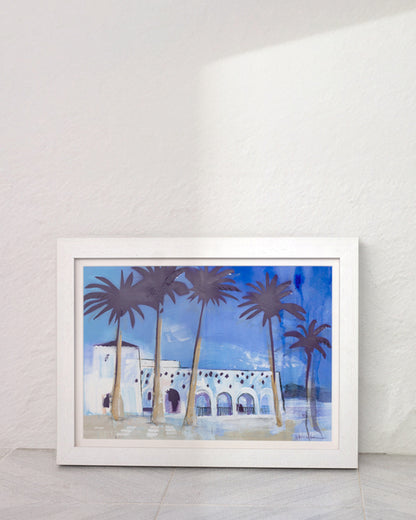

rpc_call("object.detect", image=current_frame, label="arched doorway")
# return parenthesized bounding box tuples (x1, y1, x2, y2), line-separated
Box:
(237, 393, 255, 415)
(217, 392, 232, 416)
(195, 391, 212, 416)
(165, 388, 181, 414)
(260, 393, 272, 414)
(142, 390, 153, 414)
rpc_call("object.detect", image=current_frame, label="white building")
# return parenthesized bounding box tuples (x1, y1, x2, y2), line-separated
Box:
(85, 341, 284, 418)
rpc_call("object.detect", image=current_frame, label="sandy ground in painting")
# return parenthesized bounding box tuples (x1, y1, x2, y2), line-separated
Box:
(84, 399, 331, 441)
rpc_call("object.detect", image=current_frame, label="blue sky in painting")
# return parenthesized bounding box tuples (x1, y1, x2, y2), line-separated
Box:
(83, 265, 332, 390)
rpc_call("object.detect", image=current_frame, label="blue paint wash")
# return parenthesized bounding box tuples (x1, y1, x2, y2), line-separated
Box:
(83, 265, 332, 393)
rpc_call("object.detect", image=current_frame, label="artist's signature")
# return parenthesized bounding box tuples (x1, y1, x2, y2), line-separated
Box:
(292, 433, 323, 440)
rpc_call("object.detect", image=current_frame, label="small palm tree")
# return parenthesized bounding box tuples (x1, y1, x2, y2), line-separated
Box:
(284, 320, 332, 436)
(183, 267, 240, 426)
(239, 272, 306, 426)
(132, 267, 189, 424)
(84, 271, 145, 421)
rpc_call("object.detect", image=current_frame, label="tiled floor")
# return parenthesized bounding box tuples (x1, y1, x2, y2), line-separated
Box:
(0, 450, 414, 519)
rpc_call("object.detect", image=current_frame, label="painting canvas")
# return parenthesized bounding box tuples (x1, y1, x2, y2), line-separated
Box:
(82, 264, 334, 443)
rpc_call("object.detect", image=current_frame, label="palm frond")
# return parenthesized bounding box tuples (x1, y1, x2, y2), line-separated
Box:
(308, 319, 317, 334)
(131, 266, 149, 277)
(285, 319, 332, 358)
(185, 266, 240, 308)
(84, 283, 116, 292)
(84, 302, 107, 316)
(278, 289, 293, 300)
(239, 305, 260, 319)
(284, 330, 303, 340)
(92, 305, 114, 321)
(275, 280, 291, 293)
(217, 284, 239, 291)
(108, 309, 116, 325)
(171, 280, 189, 296)
(83, 271, 146, 327)
(246, 309, 262, 320)
(132, 266, 190, 310)
(315, 344, 327, 358)
(128, 309, 135, 328)
(317, 336, 332, 349)
(84, 297, 110, 310)
(281, 303, 306, 321)
(238, 273, 305, 327)
(84, 291, 110, 301)
(314, 324, 331, 335)
(95, 276, 118, 290)
(132, 304, 145, 320)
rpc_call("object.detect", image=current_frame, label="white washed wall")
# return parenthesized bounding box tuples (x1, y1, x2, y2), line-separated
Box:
(1, 1, 415, 453)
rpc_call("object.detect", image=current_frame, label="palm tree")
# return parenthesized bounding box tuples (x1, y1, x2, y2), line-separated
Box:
(239, 272, 306, 426)
(132, 267, 189, 425)
(84, 271, 145, 421)
(183, 267, 240, 426)
(284, 320, 332, 436)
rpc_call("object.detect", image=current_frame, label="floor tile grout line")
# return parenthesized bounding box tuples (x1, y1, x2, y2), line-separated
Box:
(357, 466, 367, 520)
(154, 467, 176, 520)
(158, 503, 287, 508)
(0, 500, 165, 507)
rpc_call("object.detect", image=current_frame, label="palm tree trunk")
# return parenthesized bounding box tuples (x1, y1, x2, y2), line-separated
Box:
(151, 307, 165, 424)
(305, 352, 312, 403)
(304, 351, 312, 434)
(268, 318, 283, 427)
(111, 321, 124, 421)
(184, 302, 205, 426)
(308, 356, 322, 434)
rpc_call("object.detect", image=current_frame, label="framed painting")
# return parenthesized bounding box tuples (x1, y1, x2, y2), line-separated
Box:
(57, 237, 358, 467)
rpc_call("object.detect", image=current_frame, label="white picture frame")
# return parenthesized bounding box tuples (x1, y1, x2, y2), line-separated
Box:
(57, 237, 358, 468)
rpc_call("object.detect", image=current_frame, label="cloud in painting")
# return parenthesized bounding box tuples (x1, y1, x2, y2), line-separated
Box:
(164, 323, 192, 343)
(243, 349, 269, 369)
(278, 349, 305, 369)
(200, 341, 269, 371)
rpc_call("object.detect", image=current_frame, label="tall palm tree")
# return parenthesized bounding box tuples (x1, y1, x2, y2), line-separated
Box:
(84, 271, 145, 421)
(132, 267, 189, 425)
(183, 267, 240, 426)
(239, 272, 306, 426)
(284, 320, 332, 436)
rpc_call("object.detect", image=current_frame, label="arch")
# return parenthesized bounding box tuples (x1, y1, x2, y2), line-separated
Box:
(165, 388, 181, 414)
(260, 392, 273, 415)
(237, 392, 255, 415)
(195, 391, 212, 416)
(217, 392, 232, 416)
(235, 387, 259, 415)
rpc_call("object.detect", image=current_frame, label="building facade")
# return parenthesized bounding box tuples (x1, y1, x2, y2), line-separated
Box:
(85, 342, 283, 418)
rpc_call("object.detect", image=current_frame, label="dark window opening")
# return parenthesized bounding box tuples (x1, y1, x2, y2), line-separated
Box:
(165, 388, 180, 413)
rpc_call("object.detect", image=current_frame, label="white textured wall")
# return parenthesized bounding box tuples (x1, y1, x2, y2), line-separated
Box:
(1, 1, 415, 453)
